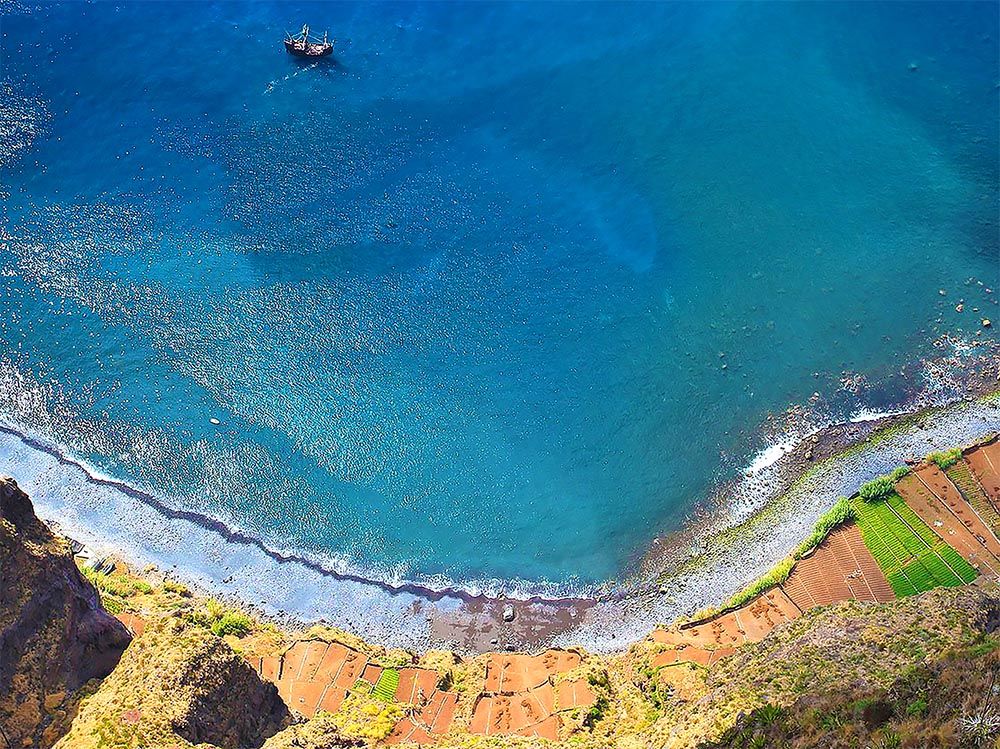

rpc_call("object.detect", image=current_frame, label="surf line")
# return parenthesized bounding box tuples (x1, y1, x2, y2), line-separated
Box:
(0, 422, 604, 608)
(265, 61, 319, 94)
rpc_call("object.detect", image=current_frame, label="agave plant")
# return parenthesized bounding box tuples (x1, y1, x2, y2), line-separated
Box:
(957, 709, 1000, 747)
(866, 730, 901, 749)
(755, 703, 785, 726)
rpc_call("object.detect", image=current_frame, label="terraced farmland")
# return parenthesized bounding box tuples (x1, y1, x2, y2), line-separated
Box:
(894, 473, 1000, 577)
(966, 441, 1000, 503)
(852, 494, 978, 597)
(374, 668, 401, 702)
(947, 460, 1000, 536)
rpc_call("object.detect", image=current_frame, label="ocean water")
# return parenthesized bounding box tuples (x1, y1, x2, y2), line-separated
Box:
(0, 1, 997, 594)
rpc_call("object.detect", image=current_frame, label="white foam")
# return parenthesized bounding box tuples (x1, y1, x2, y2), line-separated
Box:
(558, 392, 1000, 651)
(745, 437, 800, 474)
(849, 407, 908, 424)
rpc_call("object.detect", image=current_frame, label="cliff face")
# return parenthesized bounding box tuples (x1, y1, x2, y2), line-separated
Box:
(0, 476, 132, 747)
(54, 616, 290, 749)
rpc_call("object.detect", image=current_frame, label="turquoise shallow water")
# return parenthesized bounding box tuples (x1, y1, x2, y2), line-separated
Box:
(0, 1, 997, 592)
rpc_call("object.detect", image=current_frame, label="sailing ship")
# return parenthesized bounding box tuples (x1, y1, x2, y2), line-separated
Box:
(284, 24, 334, 58)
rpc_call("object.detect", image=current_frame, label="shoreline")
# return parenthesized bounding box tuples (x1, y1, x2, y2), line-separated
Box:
(630, 340, 1000, 593)
(0, 422, 598, 611)
(1, 344, 998, 654)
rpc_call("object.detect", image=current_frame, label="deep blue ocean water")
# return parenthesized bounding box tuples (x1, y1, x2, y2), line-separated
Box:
(0, 1, 997, 592)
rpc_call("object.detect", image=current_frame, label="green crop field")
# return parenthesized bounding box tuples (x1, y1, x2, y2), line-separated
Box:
(373, 668, 400, 702)
(852, 494, 977, 597)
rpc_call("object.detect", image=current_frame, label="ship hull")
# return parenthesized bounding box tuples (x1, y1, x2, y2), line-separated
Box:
(284, 40, 333, 58)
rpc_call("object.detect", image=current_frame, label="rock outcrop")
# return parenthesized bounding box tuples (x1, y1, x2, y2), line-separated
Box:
(261, 714, 364, 749)
(0, 476, 131, 747)
(54, 615, 289, 749)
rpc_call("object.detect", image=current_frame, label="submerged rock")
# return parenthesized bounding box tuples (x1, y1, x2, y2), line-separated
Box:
(0, 476, 132, 746)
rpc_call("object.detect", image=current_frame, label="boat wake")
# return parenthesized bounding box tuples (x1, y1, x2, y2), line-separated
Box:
(265, 61, 320, 94)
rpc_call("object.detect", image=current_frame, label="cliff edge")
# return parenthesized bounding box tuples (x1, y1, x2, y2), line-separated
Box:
(54, 616, 290, 749)
(0, 476, 132, 747)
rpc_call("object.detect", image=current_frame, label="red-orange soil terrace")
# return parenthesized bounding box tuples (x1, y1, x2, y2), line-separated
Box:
(651, 440, 1000, 671)
(895, 472, 1000, 575)
(781, 523, 894, 608)
(109, 437, 1000, 745)
(650, 586, 802, 666)
(965, 441, 1000, 512)
(115, 611, 146, 637)
(251, 638, 464, 742)
(386, 688, 460, 745)
(467, 650, 595, 740)
(914, 462, 1000, 549)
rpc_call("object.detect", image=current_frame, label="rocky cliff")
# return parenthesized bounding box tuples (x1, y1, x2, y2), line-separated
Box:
(53, 616, 290, 749)
(0, 476, 131, 747)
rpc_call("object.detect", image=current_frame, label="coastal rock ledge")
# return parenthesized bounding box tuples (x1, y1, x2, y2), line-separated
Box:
(0, 476, 131, 746)
(53, 617, 291, 749)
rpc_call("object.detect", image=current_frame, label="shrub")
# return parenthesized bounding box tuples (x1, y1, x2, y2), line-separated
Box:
(162, 580, 191, 597)
(210, 611, 252, 638)
(180, 597, 255, 639)
(332, 692, 403, 742)
(82, 567, 153, 598)
(905, 697, 928, 717)
(794, 497, 855, 558)
(584, 696, 610, 728)
(859, 468, 908, 503)
(636, 666, 673, 712)
(957, 708, 1000, 746)
(868, 729, 902, 749)
(927, 448, 962, 470)
(756, 703, 785, 725)
(100, 595, 126, 615)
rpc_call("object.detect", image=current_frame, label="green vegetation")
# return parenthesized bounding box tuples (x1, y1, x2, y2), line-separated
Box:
(583, 670, 613, 728)
(792, 496, 855, 558)
(161, 580, 191, 597)
(905, 696, 928, 717)
(373, 668, 399, 702)
(183, 598, 255, 639)
(635, 665, 674, 713)
(77, 565, 259, 642)
(584, 694, 611, 728)
(927, 447, 962, 470)
(81, 567, 152, 598)
(80, 567, 153, 615)
(706, 630, 1000, 749)
(331, 691, 402, 743)
(715, 497, 856, 614)
(859, 467, 910, 503)
(852, 494, 977, 597)
(52, 617, 287, 749)
(210, 610, 252, 638)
